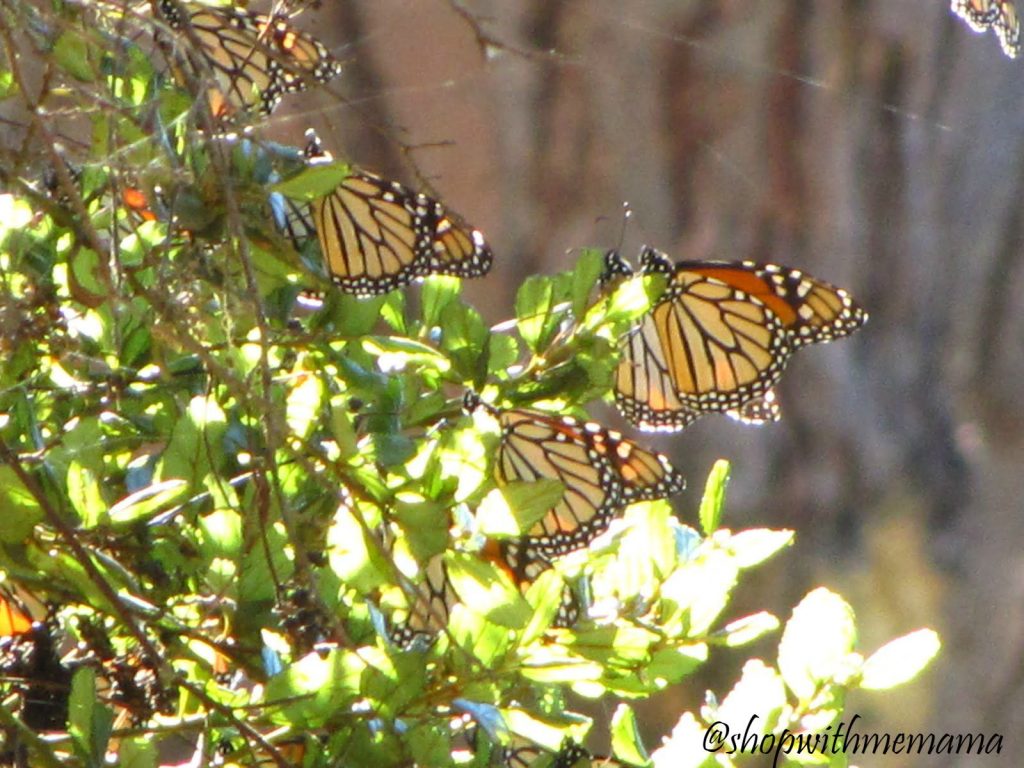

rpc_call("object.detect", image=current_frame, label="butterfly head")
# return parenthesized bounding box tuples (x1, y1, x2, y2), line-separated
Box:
(598, 249, 634, 288)
(303, 128, 334, 164)
(638, 246, 674, 274)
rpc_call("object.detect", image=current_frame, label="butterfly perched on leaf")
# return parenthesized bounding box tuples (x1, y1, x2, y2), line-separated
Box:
(273, 129, 493, 295)
(604, 247, 866, 432)
(465, 394, 686, 561)
(157, 0, 344, 118)
(382, 534, 579, 648)
(951, 0, 1021, 57)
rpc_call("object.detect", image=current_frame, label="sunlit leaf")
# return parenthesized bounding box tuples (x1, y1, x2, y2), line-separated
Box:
(778, 588, 859, 702)
(0, 466, 42, 542)
(716, 659, 787, 737)
(67, 459, 107, 527)
(610, 703, 651, 766)
(108, 479, 189, 526)
(476, 480, 564, 537)
(273, 161, 353, 200)
(448, 551, 532, 629)
(860, 629, 940, 690)
(698, 460, 730, 535)
(69, 667, 113, 763)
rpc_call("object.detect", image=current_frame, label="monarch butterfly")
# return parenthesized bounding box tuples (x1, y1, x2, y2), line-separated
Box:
(952, 0, 1022, 57)
(276, 130, 493, 295)
(158, 0, 344, 118)
(0, 594, 33, 638)
(0, 593, 70, 732)
(383, 538, 579, 647)
(466, 395, 686, 560)
(607, 247, 867, 432)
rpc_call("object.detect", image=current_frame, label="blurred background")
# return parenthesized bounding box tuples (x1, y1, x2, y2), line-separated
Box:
(7, 0, 1022, 763)
(268, 1, 1024, 762)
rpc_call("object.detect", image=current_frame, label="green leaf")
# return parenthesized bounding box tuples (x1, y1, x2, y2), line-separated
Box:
(273, 161, 352, 200)
(521, 569, 566, 642)
(68, 667, 114, 763)
(286, 370, 325, 439)
(160, 396, 226, 486)
(333, 293, 390, 337)
(778, 588, 859, 702)
(582, 272, 665, 333)
(67, 459, 107, 527)
(720, 611, 780, 648)
(373, 432, 417, 467)
(610, 703, 651, 766)
(502, 708, 588, 752)
(860, 629, 940, 690)
(516, 276, 563, 353)
(117, 738, 157, 768)
(726, 528, 794, 569)
(421, 276, 462, 327)
(447, 551, 532, 629)
(69, 247, 105, 301)
(698, 460, 730, 534)
(108, 479, 189, 526)
(362, 336, 452, 374)
(392, 501, 449, 561)
(611, 501, 679, 593)
(407, 722, 454, 768)
(327, 505, 389, 593)
(570, 248, 606, 318)
(487, 334, 520, 377)
(476, 481, 564, 537)
(440, 300, 490, 380)
(265, 648, 361, 726)
(716, 659, 787, 736)
(54, 31, 96, 81)
(120, 324, 152, 366)
(447, 603, 514, 663)
(649, 712, 714, 768)
(379, 291, 407, 333)
(0, 466, 42, 542)
(660, 548, 738, 636)
(646, 643, 708, 687)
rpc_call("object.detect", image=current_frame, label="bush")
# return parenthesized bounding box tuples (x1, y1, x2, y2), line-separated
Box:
(0, 3, 937, 766)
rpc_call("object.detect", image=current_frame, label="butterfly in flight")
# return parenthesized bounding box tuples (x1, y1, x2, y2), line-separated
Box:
(604, 247, 866, 432)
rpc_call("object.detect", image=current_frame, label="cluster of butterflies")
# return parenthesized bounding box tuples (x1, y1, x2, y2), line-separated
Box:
(952, 0, 1021, 57)
(384, 253, 865, 639)
(0, 591, 194, 762)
